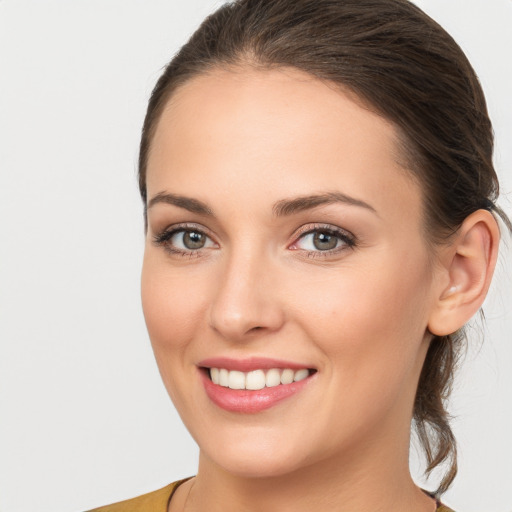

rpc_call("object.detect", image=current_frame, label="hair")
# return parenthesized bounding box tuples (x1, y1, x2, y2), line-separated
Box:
(138, 0, 511, 495)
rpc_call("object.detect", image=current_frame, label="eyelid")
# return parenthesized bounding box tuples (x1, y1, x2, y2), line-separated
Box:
(152, 222, 219, 255)
(288, 223, 357, 253)
(151, 221, 356, 258)
(293, 222, 351, 235)
(152, 221, 212, 238)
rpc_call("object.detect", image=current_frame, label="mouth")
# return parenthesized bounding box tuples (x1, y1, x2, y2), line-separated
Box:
(198, 358, 317, 413)
(205, 367, 315, 390)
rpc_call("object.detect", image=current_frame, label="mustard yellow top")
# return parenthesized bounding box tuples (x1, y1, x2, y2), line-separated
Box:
(87, 479, 454, 512)
(86, 479, 188, 512)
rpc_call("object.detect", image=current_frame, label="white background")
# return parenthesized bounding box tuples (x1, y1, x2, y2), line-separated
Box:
(0, 1, 510, 511)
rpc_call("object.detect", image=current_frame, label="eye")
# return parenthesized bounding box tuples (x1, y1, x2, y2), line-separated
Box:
(300, 231, 339, 251)
(173, 230, 212, 250)
(289, 225, 356, 255)
(153, 225, 217, 255)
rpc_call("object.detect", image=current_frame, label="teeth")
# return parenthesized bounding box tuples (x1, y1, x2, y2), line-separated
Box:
(219, 368, 229, 387)
(228, 370, 246, 390)
(294, 369, 309, 382)
(210, 367, 220, 385)
(208, 367, 312, 390)
(265, 368, 281, 388)
(246, 370, 266, 390)
(280, 369, 294, 385)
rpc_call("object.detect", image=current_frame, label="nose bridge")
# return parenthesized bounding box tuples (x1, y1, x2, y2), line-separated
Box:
(208, 242, 284, 341)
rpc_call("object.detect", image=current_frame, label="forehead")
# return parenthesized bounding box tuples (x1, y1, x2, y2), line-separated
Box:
(146, 66, 420, 223)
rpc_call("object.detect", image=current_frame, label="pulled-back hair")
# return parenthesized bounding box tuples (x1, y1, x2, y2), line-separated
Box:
(138, 0, 510, 494)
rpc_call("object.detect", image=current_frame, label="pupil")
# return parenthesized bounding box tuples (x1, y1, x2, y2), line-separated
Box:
(313, 231, 337, 250)
(184, 231, 205, 249)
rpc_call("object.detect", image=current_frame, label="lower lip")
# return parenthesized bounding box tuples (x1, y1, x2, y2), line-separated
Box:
(200, 370, 314, 413)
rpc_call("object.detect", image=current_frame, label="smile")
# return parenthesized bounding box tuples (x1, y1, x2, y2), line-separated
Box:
(209, 367, 311, 390)
(199, 359, 317, 413)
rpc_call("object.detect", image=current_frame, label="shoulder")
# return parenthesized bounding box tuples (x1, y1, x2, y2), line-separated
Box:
(437, 505, 455, 512)
(86, 478, 190, 512)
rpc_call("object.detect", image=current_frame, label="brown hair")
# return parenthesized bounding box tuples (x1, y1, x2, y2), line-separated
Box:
(138, 0, 510, 495)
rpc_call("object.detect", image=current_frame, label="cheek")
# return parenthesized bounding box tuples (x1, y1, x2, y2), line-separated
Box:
(141, 255, 212, 414)
(284, 253, 433, 446)
(141, 255, 209, 353)
(290, 249, 433, 377)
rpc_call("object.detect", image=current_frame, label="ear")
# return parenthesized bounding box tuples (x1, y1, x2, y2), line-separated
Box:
(428, 209, 500, 336)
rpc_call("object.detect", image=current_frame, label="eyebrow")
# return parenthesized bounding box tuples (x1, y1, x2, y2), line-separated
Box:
(272, 192, 378, 217)
(146, 190, 377, 218)
(147, 192, 214, 216)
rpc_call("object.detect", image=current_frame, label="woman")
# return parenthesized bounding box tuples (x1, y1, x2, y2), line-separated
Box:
(90, 0, 510, 510)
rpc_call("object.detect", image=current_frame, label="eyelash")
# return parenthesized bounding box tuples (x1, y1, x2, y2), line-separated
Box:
(152, 223, 357, 259)
(152, 223, 217, 258)
(290, 224, 357, 259)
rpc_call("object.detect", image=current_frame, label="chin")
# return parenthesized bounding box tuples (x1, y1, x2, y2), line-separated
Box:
(207, 448, 308, 479)
(195, 423, 321, 479)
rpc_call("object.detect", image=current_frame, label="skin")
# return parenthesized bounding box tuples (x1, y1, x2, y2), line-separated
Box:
(141, 67, 498, 512)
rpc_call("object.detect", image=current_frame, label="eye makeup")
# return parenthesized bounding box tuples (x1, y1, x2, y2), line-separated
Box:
(152, 220, 357, 260)
(152, 223, 218, 258)
(288, 222, 357, 259)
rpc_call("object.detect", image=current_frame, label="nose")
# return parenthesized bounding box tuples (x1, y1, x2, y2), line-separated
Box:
(208, 249, 285, 342)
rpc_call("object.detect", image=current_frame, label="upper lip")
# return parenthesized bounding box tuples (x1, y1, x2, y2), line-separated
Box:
(198, 357, 315, 372)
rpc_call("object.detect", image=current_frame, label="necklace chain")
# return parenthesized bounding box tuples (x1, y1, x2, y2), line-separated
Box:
(181, 478, 194, 512)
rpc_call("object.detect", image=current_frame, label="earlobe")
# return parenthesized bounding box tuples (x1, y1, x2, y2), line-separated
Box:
(428, 209, 500, 336)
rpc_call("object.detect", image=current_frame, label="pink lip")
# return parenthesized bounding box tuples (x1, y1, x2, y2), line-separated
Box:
(198, 357, 314, 372)
(198, 363, 316, 414)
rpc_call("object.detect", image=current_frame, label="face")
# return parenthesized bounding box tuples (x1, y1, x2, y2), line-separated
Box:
(141, 67, 440, 478)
